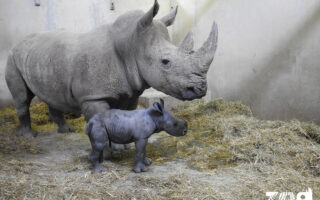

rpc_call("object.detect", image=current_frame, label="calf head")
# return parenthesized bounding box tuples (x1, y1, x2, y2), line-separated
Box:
(150, 99, 187, 136)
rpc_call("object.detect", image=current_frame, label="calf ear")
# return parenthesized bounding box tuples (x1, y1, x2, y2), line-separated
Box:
(153, 102, 163, 114)
(159, 98, 164, 109)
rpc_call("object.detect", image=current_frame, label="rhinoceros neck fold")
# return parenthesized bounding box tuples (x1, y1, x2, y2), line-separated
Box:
(114, 47, 150, 94)
(110, 10, 151, 94)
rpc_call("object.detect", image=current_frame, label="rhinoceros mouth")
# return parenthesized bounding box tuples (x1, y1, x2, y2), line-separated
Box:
(182, 86, 206, 100)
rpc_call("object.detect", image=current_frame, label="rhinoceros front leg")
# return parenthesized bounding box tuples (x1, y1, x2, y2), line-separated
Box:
(48, 106, 75, 133)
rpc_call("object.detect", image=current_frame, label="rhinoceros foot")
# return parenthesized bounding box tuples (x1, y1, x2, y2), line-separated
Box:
(57, 124, 75, 133)
(132, 162, 148, 173)
(17, 127, 38, 138)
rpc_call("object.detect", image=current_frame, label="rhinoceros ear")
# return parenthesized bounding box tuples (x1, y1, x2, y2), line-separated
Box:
(138, 0, 159, 30)
(160, 6, 178, 26)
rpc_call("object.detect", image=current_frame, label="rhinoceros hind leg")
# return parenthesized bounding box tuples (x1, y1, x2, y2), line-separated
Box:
(5, 59, 37, 138)
(15, 97, 37, 138)
(48, 106, 75, 133)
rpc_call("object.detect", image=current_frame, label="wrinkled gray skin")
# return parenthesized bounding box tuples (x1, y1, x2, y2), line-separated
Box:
(5, 0, 217, 150)
(85, 99, 187, 173)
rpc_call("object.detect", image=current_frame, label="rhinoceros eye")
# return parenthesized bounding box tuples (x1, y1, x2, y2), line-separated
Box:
(161, 59, 170, 65)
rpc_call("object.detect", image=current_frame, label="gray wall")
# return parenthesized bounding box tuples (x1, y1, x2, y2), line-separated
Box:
(191, 0, 320, 123)
(171, 0, 320, 123)
(1, 0, 320, 123)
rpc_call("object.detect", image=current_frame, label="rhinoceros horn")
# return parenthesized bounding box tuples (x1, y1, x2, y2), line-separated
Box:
(138, 0, 159, 29)
(179, 31, 194, 52)
(195, 21, 218, 72)
(160, 6, 178, 26)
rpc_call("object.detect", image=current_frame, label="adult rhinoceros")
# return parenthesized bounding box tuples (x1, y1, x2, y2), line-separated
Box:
(5, 0, 218, 139)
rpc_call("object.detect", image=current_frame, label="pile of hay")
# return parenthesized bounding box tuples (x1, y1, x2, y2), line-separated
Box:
(158, 99, 320, 171)
(161, 99, 320, 198)
(0, 99, 319, 199)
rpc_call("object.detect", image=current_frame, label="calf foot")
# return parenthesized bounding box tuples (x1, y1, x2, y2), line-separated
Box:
(144, 157, 152, 166)
(58, 123, 75, 133)
(17, 127, 38, 138)
(133, 162, 148, 173)
(92, 164, 106, 174)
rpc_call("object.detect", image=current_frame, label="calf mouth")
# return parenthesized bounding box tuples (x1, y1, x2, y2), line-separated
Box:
(182, 128, 187, 136)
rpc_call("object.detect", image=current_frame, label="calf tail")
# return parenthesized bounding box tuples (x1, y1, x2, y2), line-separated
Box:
(85, 120, 94, 135)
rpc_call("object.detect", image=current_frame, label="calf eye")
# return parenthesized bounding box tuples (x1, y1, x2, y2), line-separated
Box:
(161, 59, 170, 65)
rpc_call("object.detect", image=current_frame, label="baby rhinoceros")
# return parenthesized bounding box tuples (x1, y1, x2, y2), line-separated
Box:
(85, 99, 188, 173)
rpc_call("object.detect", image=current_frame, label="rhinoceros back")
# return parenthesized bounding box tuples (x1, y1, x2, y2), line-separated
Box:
(9, 31, 79, 110)
(8, 25, 130, 112)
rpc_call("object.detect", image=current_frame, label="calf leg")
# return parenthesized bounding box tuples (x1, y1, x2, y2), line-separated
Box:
(99, 151, 104, 163)
(89, 147, 106, 173)
(103, 143, 113, 160)
(5, 56, 37, 138)
(48, 106, 74, 133)
(133, 139, 148, 173)
(88, 133, 108, 173)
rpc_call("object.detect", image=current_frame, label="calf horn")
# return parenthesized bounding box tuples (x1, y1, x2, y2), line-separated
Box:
(195, 21, 218, 72)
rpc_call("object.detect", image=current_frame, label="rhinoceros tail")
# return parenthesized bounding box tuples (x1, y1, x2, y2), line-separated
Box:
(85, 120, 94, 135)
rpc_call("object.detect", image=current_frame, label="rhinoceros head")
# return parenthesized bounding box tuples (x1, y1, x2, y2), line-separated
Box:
(114, 0, 218, 100)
